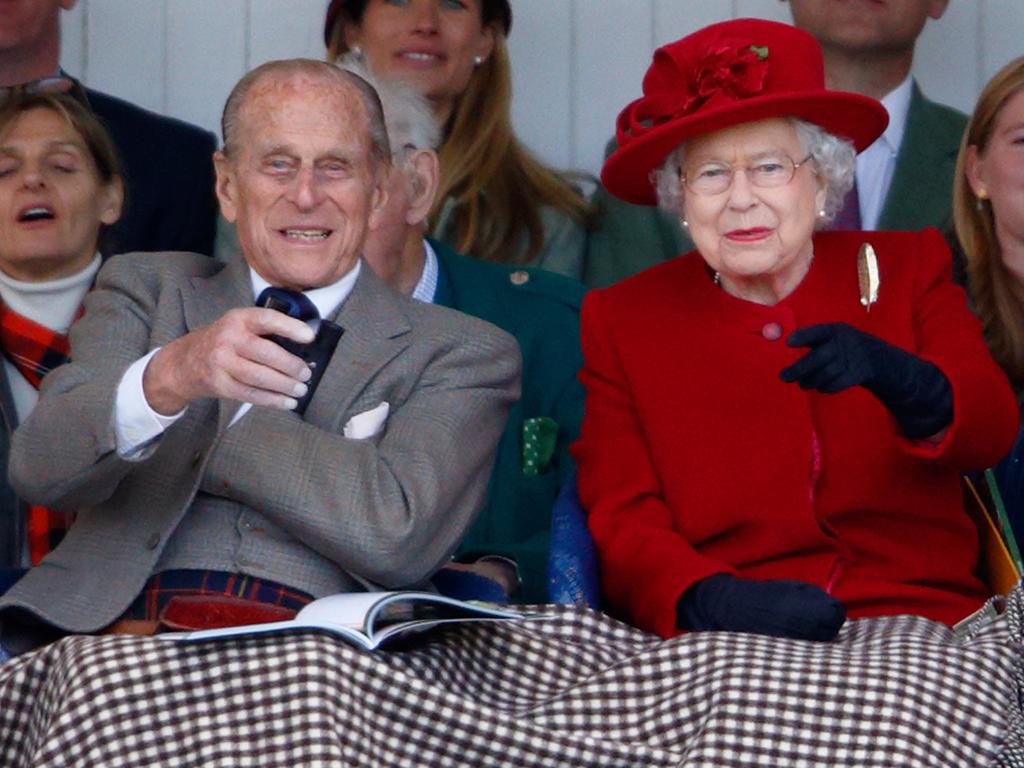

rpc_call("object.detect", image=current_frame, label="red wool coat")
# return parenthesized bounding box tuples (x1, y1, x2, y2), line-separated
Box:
(573, 229, 1019, 639)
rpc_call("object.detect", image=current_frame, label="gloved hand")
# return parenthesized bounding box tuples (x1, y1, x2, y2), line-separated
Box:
(779, 322, 953, 439)
(676, 573, 846, 641)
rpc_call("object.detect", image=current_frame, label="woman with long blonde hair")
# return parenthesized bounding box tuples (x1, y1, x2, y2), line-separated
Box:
(325, 0, 591, 279)
(954, 55, 1024, 537)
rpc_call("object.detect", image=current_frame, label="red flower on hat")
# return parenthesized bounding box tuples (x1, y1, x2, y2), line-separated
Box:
(620, 44, 770, 141)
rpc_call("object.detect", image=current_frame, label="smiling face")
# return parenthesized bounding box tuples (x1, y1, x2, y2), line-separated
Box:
(0, 106, 121, 281)
(680, 118, 825, 303)
(214, 73, 388, 290)
(967, 88, 1024, 257)
(344, 0, 495, 123)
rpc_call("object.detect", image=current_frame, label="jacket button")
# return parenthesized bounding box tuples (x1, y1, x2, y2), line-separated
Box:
(762, 322, 783, 341)
(509, 270, 530, 286)
(145, 533, 161, 550)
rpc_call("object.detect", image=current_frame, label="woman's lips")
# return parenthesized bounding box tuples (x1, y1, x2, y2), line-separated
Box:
(725, 227, 772, 242)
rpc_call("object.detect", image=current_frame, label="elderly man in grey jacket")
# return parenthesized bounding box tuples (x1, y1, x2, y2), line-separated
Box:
(0, 59, 520, 654)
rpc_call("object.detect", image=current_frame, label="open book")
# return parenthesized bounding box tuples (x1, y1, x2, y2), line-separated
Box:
(168, 591, 538, 651)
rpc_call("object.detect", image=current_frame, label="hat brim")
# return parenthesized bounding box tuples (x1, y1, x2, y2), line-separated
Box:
(601, 91, 889, 206)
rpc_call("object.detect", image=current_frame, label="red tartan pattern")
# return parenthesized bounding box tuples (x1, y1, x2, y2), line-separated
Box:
(124, 569, 314, 621)
(0, 299, 81, 563)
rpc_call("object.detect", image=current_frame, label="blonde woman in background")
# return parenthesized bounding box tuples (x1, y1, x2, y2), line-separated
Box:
(955, 55, 1024, 541)
(325, 0, 591, 280)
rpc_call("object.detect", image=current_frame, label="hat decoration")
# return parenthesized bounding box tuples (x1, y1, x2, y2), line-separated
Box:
(601, 19, 889, 206)
(620, 43, 770, 144)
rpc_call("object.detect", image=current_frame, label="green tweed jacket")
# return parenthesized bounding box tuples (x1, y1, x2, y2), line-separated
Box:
(582, 82, 967, 289)
(431, 239, 585, 602)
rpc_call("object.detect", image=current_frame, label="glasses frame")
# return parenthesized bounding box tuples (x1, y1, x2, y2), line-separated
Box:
(679, 152, 815, 196)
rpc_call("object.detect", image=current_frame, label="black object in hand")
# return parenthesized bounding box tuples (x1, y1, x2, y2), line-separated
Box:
(676, 573, 846, 641)
(779, 322, 952, 439)
(259, 293, 343, 415)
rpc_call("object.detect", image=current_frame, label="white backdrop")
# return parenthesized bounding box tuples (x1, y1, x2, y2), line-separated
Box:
(58, 0, 1024, 177)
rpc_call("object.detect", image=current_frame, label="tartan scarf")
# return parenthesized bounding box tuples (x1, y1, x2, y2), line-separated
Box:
(0, 298, 80, 564)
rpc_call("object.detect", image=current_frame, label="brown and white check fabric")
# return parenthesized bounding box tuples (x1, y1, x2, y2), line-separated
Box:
(1, 586, 1022, 767)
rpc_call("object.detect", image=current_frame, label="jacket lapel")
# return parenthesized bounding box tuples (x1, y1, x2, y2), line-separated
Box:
(878, 83, 963, 232)
(304, 262, 412, 429)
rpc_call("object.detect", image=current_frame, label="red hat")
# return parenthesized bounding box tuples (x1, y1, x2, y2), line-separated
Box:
(324, 0, 512, 48)
(602, 18, 888, 206)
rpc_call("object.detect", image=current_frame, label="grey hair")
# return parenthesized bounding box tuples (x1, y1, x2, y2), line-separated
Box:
(652, 117, 856, 228)
(336, 54, 441, 153)
(221, 58, 391, 167)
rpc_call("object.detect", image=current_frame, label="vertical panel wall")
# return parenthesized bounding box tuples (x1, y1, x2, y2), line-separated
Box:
(60, 0, 1023, 175)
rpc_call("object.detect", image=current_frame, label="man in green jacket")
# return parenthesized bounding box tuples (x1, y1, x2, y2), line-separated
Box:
(585, 0, 965, 288)
(358, 69, 585, 603)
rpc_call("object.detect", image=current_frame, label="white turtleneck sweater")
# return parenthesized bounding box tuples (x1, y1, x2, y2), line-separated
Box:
(0, 254, 101, 422)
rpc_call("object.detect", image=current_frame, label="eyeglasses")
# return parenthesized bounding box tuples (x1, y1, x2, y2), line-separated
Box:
(0, 76, 90, 107)
(679, 153, 814, 196)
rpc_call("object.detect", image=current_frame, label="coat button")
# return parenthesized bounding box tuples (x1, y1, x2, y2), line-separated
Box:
(145, 533, 161, 550)
(509, 270, 530, 286)
(762, 322, 783, 341)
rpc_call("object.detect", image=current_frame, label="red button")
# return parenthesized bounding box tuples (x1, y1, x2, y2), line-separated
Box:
(762, 322, 783, 340)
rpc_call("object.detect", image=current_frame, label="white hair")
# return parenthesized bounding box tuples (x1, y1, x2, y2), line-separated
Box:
(652, 117, 856, 228)
(336, 54, 441, 153)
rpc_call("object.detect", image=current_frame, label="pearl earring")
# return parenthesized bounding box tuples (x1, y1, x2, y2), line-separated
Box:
(680, 218, 689, 228)
(473, 55, 485, 66)
(818, 208, 826, 218)
(351, 45, 364, 60)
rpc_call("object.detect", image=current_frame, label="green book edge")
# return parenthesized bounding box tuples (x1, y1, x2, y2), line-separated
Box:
(983, 467, 1024, 573)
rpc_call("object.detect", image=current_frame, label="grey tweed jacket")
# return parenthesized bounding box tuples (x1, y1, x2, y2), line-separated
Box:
(0, 251, 520, 634)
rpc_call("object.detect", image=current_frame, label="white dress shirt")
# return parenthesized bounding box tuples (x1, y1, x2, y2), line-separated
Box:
(114, 261, 362, 457)
(411, 240, 439, 304)
(856, 75, 913, 231)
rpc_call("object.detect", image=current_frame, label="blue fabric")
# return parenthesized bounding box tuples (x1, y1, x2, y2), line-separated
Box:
(546, 479, 601, 609)
(0, 568, 25, 596)
(0, 568, 26, 664)
(431, 568, 509, 604)
(992, 426, 1024, 545)
(255, 287, 319, 321)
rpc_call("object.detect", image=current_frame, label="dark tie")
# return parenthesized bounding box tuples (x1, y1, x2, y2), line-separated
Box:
(255, 287, 319, 322)
(831, 177, 862, 232)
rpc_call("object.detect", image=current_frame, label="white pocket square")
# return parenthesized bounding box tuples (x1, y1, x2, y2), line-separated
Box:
(343, 401, 390, 440)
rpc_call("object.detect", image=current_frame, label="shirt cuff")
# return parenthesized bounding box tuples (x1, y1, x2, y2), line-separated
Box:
(114, 348, 186, 459)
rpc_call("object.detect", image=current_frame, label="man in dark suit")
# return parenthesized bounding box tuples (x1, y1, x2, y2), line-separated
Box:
(0, 59, 520, 652)
(352, 67, 584, 603)
(0, 0, 217, 256)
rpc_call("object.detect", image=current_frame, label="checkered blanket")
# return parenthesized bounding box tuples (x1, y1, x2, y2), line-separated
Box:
(1, 589, 1022, 767)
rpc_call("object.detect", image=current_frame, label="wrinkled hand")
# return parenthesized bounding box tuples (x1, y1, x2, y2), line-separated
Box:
(143, 307, 314, 415)
(676, 573, 846, 641)
(779, 322, 953, 439)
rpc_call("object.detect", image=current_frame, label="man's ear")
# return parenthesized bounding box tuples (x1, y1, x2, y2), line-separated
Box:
(964, 145, 988, 200)
(367, 167, 390, 232)
(98, 175, 124, 226)
(213, 150, 238, 223)
(405, 149, 439, 227)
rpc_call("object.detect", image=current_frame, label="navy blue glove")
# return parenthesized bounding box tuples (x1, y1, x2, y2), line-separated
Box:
(780, 322, 953, 439)
(676, 573, 846, 641)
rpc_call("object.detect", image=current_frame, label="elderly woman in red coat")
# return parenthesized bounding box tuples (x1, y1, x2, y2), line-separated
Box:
(573, 18, 1019, 641)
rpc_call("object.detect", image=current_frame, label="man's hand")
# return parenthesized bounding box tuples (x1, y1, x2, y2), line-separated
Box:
(142, 307, 314, 415)
(780, 322, 953, 439)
